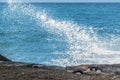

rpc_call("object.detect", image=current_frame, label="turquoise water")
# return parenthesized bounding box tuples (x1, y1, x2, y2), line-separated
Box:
(0, 2, 120, 66)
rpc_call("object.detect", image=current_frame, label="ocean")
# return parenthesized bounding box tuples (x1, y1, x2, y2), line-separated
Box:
(0, 2, 120, 66)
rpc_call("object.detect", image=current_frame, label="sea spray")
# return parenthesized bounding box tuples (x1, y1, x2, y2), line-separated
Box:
(4, 0, 120, 66)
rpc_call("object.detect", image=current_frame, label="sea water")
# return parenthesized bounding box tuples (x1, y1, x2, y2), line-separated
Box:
(0, 1, 120, 66)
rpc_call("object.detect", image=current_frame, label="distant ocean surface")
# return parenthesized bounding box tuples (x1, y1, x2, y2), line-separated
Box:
(0, 2, 120, 66)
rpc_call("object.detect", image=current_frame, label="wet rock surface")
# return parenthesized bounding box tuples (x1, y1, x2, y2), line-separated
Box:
(0, 54, 11, 61)
(0, 54, 120, 80)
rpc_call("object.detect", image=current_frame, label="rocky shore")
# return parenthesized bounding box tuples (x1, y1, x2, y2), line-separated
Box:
(0, 54, 120, 80)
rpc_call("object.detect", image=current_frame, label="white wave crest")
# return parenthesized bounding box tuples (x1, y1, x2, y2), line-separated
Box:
(7, 1, 120, 66)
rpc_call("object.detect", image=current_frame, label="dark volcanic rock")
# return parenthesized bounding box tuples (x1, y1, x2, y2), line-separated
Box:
(0, 61, 120, 80)
(0, 62, 120, 80)
(0, 54, 11, 61)
(27, 64, 65, 70)
(66, 64, 120, 75)
(0, 55, 120, 80)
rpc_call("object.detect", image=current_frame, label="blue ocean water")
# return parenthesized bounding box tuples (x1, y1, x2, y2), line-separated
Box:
(0, 2, 120, 66)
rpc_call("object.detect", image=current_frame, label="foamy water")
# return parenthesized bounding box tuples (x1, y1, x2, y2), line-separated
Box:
(1, 0, 119, 66)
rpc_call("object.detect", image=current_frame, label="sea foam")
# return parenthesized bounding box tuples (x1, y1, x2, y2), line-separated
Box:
(6, 0, 120, 66)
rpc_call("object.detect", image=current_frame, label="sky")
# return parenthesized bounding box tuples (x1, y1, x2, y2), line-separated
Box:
(1, 0, 120, 2)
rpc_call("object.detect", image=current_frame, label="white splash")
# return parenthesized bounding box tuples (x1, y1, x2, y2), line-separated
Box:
(7, 0, 23, 3)
(7, 0, 13, 4)
(6, 1, 120, 66)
